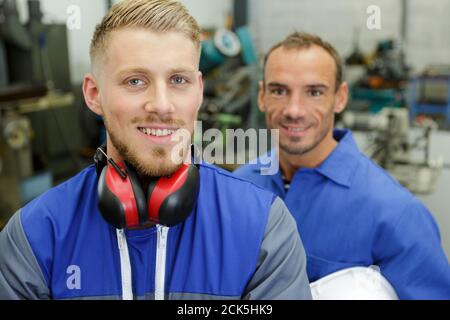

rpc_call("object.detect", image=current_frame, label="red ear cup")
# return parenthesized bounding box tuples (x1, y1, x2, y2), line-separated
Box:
(98, 162, 143, 229)
(147, 163, 200, 227)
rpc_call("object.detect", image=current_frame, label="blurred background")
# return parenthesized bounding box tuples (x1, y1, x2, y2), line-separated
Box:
(1, 0, 449, 257)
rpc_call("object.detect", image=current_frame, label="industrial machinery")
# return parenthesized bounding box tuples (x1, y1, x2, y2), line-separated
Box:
(197, 26, 261, 171)
(0, 113, 32, 226)
(0, 0, 76, 227)
(345, 39, 410, 114)
(199, 26, 258, 132)
(408, 65, 450, 129)
(341, 107, 443, 194)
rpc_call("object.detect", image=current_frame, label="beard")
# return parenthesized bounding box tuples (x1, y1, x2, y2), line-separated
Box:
(104, 115, 190, 177)
(279, 130, 326, 156)
(277, 111, 334, 156)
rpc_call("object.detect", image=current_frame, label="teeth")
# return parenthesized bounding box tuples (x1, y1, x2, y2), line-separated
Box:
(288, 127, 307, 132)
(140, 128, 175, 137)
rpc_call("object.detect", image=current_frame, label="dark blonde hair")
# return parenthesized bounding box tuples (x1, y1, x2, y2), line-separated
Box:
(263, 31, 343, 91)
(90, 0, 201, 74)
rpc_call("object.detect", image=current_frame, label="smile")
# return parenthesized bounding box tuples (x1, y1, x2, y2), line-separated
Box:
(138, 127, 177, 137)
(287, 127, 309, 132)
(280, 125, 311, 137)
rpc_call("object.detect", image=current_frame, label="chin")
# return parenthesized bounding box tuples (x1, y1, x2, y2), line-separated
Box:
(136, 158, 179, 177)
(280, 141, 311, 156)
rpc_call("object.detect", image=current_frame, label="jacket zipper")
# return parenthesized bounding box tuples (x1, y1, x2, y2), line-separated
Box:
(117, 229, 133, 300)
(155, 225, 169, 300)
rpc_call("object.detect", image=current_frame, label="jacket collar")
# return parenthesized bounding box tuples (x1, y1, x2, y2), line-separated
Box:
(251, 129, 361, 188)
(313, 129, 360, 188)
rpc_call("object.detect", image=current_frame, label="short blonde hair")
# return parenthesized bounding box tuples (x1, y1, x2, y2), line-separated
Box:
(90, 0, 201, 74)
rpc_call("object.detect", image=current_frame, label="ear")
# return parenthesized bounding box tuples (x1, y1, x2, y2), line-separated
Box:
(82, 73, 103, 116)
(197, 71, 204, 111)
(258, 80, 266, 112)
(334, 81, 349, 114)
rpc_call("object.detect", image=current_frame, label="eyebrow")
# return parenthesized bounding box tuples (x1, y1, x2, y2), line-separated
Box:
(266, 82, 288, 89)
(116, 67, 197, 78)
(116, 67, 148, 78)
(266, 82, 330, 91)
(167, 67, 197, 74)
(305, 84, 329, 91)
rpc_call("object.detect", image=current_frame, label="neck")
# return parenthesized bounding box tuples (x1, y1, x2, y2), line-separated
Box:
(106, 140, 123, 164)
(279, 133, 338, 181)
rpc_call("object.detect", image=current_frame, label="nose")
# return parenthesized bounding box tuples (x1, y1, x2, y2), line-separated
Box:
(282, 93, 307, 120)
(144, 81, 175, 115)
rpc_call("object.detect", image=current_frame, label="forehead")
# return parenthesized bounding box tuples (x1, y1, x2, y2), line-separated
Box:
(265, 45, 336, 87)
(101, 28, 199, 74)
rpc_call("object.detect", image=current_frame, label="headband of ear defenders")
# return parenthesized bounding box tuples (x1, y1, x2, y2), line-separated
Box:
(95, 144, 200, 229)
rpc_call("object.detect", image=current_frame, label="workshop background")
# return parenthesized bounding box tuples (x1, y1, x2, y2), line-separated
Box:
(1, 0, 450, 258)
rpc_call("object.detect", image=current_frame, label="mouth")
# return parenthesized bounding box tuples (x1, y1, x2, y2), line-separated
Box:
(285, 126, 309, 132)
(281, 124, 311, 137)
(138, 127, 178, 137)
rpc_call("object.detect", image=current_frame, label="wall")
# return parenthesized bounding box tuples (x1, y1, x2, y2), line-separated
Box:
(248, 0, 450, 73)
(15, 0, 232, 84)
(406, 0, 450, 72)
(180, 0, 232, 30)
(14, 0, 450, 83)
(16, 0, 107, 85)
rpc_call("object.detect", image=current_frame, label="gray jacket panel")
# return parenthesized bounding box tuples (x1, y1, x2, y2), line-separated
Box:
(0, 211, 50, 299)
(243, 197, 312, 300)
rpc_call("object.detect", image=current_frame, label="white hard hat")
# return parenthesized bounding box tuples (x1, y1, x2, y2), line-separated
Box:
(310, 265, 398, 300)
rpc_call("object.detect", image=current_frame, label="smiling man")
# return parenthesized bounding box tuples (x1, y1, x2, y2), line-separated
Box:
(86, 29, 200, 177)
(234, 32, 450, 299)
(258, 40, 347, 171)
(0, 0, 311, 300)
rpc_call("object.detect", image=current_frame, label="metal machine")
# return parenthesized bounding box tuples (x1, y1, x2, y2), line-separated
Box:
(0, 0, 75, 227)
(199, 26, 259, 132)
(341, 107, 443, 194)
(345, 39, 409, 114)
(0, 113, 33, 225)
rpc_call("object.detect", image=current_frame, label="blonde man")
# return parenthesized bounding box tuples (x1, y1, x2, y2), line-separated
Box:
(0, 1, 311, 300)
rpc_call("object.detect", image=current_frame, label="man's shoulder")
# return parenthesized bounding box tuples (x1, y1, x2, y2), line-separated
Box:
(351, 154, 428, 215)
(356, 154, 410, 195)
(20, 165, 98, 224)
(233, 162, 260, 179)
(233, 151, 276, 183)
(200, 162, 276, 205)
(201, 162, 273, 191)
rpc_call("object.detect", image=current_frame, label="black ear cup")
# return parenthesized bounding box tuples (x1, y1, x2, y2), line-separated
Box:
(97, 161, 137, 229)
(147, 163, 200, 227)
(94, 145, 108, 178)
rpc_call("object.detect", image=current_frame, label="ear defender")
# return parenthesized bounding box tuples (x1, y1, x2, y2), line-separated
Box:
(95, 145, 200, 229)
(147, 163, 200, 227)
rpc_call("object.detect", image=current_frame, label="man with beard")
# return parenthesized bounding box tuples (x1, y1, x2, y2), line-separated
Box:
(234, 32, 450, 299)
(0, 1, 311, 300)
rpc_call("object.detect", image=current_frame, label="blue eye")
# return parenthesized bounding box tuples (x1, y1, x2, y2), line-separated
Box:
(171, 76, 187, 85)
(128, 79, 144, 86)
